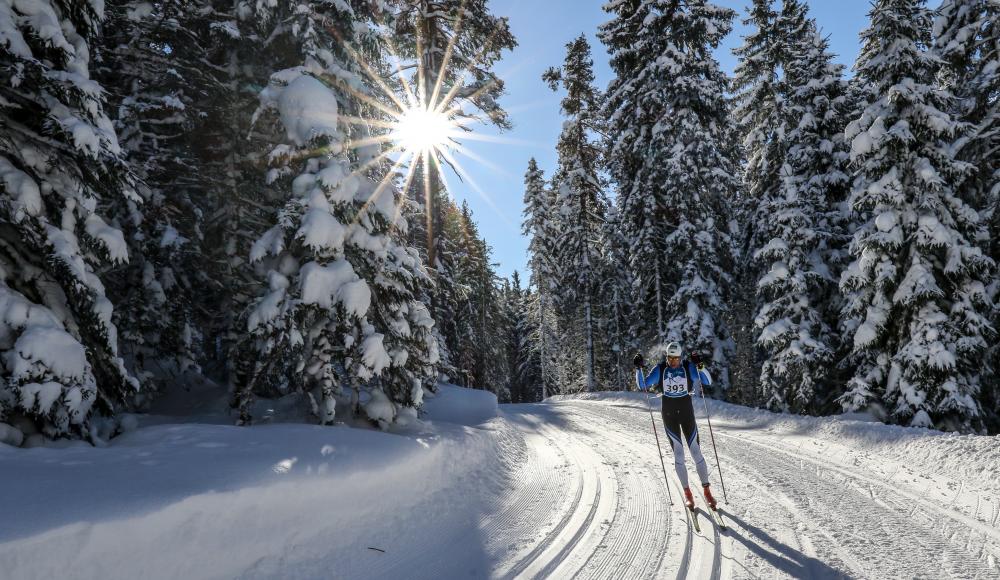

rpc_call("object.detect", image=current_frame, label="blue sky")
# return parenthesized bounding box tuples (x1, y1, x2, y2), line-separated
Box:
(444, 0, 875, 282)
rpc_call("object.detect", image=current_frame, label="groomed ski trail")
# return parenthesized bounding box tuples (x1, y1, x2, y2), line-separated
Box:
(488, 394, 1000, 579)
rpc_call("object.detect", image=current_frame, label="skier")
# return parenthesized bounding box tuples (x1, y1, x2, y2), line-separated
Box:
(633, 342, 718, 511)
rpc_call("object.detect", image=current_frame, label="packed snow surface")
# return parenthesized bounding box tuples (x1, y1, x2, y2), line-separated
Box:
(1, 389, 998, 579)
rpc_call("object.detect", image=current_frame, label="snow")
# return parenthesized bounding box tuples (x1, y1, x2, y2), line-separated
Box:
(874, 209, 898, 233)
(421, 384, 497, 426)
(0, 390, 998, 578)
(270, 75, 340, 147)
(849, 128, 873, 161)
(84, 213, 129, 263)
(0, 385, 510, 579)
(360, 332, 390, 374)
(247, 271, 288, 331)
(9, 326, 89, 383)
(296, 208, 347, 251)
(0, 156, 41, 218)
(0, 422, 23, 447)
(298, 260, 370, 318)
(249, 225, 285, 263)
(18, 381, 63, 414)
(362, 387, 394, 426)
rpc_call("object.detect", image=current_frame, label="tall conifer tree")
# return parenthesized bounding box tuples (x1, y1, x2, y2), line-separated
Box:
(840, 0, 993, 431)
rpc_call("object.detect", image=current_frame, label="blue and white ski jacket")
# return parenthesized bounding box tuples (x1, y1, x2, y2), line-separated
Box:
(636, 361, 712, 398)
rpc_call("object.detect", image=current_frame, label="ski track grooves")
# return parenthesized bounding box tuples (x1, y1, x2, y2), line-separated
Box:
(717, 431, 1000, 578)
(501, 417, 612, 579)
(579, 403, 717, 580)
(490, 397, 1000, 579)
(547, 401, 717, 580)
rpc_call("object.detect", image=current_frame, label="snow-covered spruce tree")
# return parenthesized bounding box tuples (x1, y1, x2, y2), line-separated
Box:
(934, 0, 1000, 431)
(501, 273, 523, 401)
(192, 3, 286, 380)
(508, 273, 543, 402)
(840, 0, 994, 431)
(729, 0, 784, 399)
(449, 201, 508, 398)
(600, 0, 673, 346)
(935, 0, 1000, 210)
(732, 0, 784, 262)
(601, 1, 739, 393)
(544, 35, 608, 393)
(521, 157, 557, 398)
(96, 0, 214, 394)
(233, 1, 438, 427)
(752, 0, 852, 413)
(401, 161, 456, 382)
(0, 0, 138, 440)
(601, 205, 638, 390)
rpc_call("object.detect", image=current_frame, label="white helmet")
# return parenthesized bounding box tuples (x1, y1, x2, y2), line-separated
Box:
(653, 342, 681, 361)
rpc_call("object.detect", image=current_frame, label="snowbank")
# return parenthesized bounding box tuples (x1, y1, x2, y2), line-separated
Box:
(422, 384, 498, 426)
(0, 386, 513, 579)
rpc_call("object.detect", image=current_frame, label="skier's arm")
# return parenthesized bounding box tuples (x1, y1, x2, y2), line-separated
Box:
(685, 361, 712, 395)
(635, 365, 660, 390)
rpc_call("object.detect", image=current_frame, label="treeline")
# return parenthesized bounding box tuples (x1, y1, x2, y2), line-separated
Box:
(522, 0, 999, 434)
(2, 0, 997, 442)
(0, 0, 531, 443)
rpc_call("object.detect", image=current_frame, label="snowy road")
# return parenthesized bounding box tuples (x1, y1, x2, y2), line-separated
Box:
(486, 394, 1000, 579)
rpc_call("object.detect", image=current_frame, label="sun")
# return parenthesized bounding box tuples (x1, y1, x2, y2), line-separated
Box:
(392, 106, 455, 154)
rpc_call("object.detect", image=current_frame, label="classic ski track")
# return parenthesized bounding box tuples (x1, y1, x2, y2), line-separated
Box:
(495, 416, 588, 579)
(558, 407, 676, 580)
(491, 397, 999, 579)
(519, 420, 612, 579)
(480, 414, 580, 575)
(566, 401, 701, 580)
(562, 401, 719, 580)
(496, 414, 623, 579)
(719, 432, 1000, 578)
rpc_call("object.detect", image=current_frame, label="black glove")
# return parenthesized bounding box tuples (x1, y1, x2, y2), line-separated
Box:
(632, 353, 644, 369)
(690, 352, 700, 366)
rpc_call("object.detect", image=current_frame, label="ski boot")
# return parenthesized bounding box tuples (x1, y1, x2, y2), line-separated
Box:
(702, 483, 718, 510)
(683, 487, 696, 510)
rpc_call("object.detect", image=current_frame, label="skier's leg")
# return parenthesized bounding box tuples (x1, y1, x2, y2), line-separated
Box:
(681, 399, 710, 485)
(662, 400, 689, 488)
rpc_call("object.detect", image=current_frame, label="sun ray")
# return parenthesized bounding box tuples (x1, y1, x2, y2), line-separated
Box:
(350, 148, 415, 231)
(427, 0, 469, 115)
(348, 142, 407, 177)
(430, 14, 514, 118)
(436, 146, 517, 229)
(444, 131, 542, 147)
(441, 140, 509, 176)
(392, 151, 424, 227)
(322, 23, 411, 116)
(384, 37, 420, 111)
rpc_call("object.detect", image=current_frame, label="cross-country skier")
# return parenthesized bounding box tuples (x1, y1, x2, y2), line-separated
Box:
(633, 342, 718, 511)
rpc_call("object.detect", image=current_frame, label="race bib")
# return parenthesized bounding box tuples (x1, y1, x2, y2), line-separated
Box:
(662, 367, 688, 396)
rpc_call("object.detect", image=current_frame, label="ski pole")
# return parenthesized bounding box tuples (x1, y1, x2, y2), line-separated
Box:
(638, 368, 674, 506)
(698, 383, 728, 504)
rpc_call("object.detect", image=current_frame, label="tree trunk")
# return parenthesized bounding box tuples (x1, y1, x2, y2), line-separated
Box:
(655, 258, 665, 342)
(540, 289, 548, 400)
(585, 292, 595, 392)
